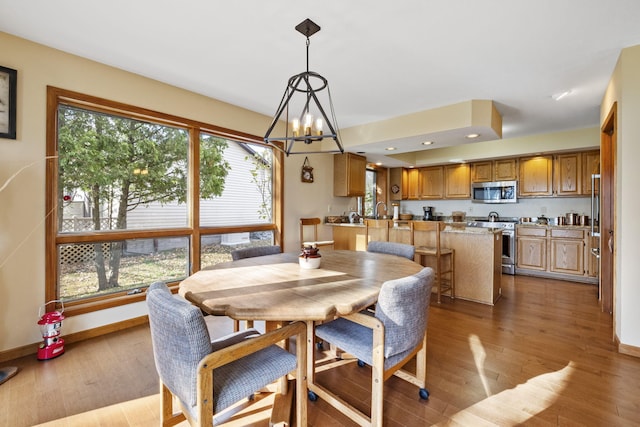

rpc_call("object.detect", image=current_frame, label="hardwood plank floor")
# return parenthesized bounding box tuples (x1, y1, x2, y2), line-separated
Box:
(1, 275, 639, 426)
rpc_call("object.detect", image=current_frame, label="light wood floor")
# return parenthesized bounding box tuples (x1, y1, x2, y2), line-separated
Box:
(1, 275, 639, 426)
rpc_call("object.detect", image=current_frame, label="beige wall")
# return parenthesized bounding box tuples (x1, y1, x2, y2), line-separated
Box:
(0, 32, 282, 352)
(601, 44, 640, 350)
(0, 30, 624, 355)
(0, 32, 356, 353)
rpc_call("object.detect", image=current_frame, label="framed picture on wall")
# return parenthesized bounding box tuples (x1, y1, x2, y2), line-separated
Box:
(0, 65, 17, 140)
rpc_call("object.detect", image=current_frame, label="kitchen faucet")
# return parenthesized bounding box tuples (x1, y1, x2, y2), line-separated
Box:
(375, 202, 387, 219)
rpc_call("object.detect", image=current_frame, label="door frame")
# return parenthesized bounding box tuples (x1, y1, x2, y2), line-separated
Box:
(600, 103, 616, 316)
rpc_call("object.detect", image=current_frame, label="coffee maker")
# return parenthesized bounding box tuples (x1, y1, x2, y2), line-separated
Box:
(423, 206, 435, 221)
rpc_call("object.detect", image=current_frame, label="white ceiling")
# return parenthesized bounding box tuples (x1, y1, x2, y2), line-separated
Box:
(2, 0, 640, 164)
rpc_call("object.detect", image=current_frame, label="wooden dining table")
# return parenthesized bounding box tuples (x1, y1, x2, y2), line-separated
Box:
(179, 250, 424, 322)
(178, 249, 425, 425)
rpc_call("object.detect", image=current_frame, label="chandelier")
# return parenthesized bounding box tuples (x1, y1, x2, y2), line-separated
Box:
(264, 19, 344, 156)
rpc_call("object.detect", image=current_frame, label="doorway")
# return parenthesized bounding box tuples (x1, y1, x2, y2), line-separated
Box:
(600, 103, 616, 315)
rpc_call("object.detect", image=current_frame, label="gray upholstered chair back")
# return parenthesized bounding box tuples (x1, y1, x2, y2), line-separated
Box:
(375, 267, 433, 357)
(367, 240, 416, 261)
(231, 245, 281, 261)
(147, 282, 212, 408)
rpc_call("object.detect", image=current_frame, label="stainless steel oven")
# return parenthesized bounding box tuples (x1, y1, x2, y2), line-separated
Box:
(467, 220, 516, 274)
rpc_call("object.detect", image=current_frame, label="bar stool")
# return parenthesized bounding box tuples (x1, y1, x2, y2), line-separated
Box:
(413, 221, 455, 303)
(299, 218, 334, 250)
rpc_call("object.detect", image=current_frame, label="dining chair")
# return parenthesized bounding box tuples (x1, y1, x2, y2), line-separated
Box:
(228, 244, 281, 331)
(413, 221, 455, 303)
(146, 282, 307, 427)
(311, 267, 434, 427)
(299, 217, 334, 250)
(230, 244, 281, 261)
(367, 240, 415, 260)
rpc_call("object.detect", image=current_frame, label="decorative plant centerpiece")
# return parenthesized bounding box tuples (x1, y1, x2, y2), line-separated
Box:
(299, 245, 321, 269)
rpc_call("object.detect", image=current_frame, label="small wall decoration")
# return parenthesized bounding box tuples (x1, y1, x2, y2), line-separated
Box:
(0, 65, 17, 140)
(301, 156, 314, 183)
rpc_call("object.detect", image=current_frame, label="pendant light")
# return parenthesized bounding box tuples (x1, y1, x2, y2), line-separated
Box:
(264, 19, 344, 156)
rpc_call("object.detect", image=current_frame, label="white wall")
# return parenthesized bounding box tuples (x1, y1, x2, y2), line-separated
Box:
(602, 44, 640, 350)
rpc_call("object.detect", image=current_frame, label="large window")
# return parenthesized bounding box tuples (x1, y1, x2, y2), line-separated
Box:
(46, 87, 282, 314)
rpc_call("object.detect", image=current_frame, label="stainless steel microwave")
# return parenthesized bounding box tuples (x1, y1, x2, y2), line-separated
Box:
(472, 180, 517, 203)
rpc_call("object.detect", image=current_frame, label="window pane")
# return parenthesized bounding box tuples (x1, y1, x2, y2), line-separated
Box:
(364, 169, 376, 217)
(200, 231, 274, 268)
(58, 237, 189, 301)
(200, 134, 273, 226)
(57, 105, 189, 232)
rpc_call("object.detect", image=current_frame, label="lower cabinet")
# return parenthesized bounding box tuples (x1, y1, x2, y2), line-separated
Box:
(516, 227, 547, 271)
(516, 225, 596, 284)
(549, 228, 584, 275)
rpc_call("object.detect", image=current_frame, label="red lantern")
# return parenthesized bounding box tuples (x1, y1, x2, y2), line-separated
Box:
(37, 300, 65, 360)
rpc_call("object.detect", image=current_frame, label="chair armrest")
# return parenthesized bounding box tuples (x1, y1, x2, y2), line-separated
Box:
(199, 321, 306, 371)
(340, 311, 383, 330)
(195, 321, 307, 425)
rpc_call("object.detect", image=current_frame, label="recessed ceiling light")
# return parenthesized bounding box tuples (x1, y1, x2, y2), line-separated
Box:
(375, 162, 382, 166)
(552, 90, 572, 101)
(385, 147, 396, 151)
(422, 141, 434, 146)
(465, 133, 480, 139)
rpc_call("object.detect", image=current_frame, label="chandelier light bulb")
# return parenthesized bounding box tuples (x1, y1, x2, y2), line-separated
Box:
(291, 118, 300, 137)
(315, 118, 323, 135)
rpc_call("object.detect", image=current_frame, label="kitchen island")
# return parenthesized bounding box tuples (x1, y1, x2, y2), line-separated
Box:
(328, 221, 502, 305)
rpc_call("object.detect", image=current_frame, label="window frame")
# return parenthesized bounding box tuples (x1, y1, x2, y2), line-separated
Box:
(46, 86, 283, 316)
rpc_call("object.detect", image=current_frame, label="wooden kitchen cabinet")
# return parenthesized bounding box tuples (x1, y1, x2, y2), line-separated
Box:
(389, 168, 404, 201)
(516, 226, 547, 271)
(549, 228, 585, 275)
(471, 159, 518, 182)
(406, 168, 420, 200)
(419, 166, 444, 199)
(581, 150, 600, 195)
(494, 159, 518, 181)
(444, 164, 471, 198)
(333, 153, 366, 197)
(554, 153, 582, 196)
(471, 161, 493, 182)
(518, 155, 553, 196)
(516, 225, 597, 284)
(389, 167, 419, 200)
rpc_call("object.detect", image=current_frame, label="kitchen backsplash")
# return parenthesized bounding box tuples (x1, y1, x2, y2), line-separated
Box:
(400, 197, 591, 220)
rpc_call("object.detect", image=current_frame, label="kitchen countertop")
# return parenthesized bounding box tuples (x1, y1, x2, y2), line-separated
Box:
(327, 221, 501, 234)
(517, 223, 591, 229)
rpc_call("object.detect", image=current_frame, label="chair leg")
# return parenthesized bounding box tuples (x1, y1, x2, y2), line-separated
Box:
(160, 382, 186, 427)
(450, 251, 455, 300)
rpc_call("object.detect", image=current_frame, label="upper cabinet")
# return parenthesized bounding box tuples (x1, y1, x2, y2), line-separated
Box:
(390, 149, 599, 200)
(471, 159, 518, 183)
(444, 164, 471, 199)
(419, 166, 444, 199)
(581, 150, 600, 195)
(389, 167, 420, 200)
(334, 153, 366, 197)
(494, 159, 518, 181)
(518, 155, 553, 197)
(554, 152, 582, 196)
